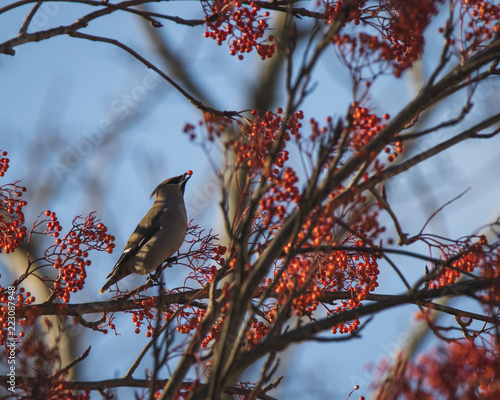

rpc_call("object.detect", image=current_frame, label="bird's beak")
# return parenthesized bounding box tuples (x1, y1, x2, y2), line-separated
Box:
(181, 172, 192, 183)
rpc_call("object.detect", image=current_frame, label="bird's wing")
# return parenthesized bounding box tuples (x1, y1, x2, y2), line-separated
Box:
(105, 208, 163, 278)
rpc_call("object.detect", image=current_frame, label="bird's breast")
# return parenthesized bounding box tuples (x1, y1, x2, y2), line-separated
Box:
(131, 207, 187, 274)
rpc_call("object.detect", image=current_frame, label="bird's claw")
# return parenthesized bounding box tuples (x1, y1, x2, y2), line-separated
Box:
(163, 255, 178, 268)
(147, 273, 163, 286)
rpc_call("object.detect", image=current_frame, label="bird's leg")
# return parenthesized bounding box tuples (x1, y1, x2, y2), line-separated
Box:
(163, 255, 178, 267)
(161, 256, 177, 270)
(147, 272, 163, 286)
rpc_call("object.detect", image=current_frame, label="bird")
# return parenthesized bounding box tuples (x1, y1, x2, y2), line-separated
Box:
(99, 171, 192, 294)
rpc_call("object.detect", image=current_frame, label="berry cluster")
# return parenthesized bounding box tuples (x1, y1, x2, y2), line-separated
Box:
(415, 339, 500, 399)
(183, 113, 233, 143)
(323, 0, 365, 25)
(376, 337, 500, 398)
(0, 150, 28, 254)
(345, 198, 387, 242)
(348, 106, 387, 153)
(43, 212, 115, 303)
(131, 297, 157, 336)
(273, 256, 323, 317)
(213, 244, 227, 264)
(246, 318, 269, 347)
(261, 190, 385, 335)
(203, 0, 275, 60)
(449, 0, 500, 58)
(308, 116, 331, 142)
(267, 245, 378, 335)
(176, 308, 205, 334)
(329, 1, 442, 76)
(244, 115, 390, 334)
(232, 109, 303, 174)
(0, 151, 10, 177)
(318, 242, 378, 334)
(202, 317, 222, 348)
(308, 111, 398, 170)
(379, 0, 442, 75)
(383, 138, 403, 164)
(257, 167, 300, 230)
(429, 234, 500, 290)
(0, 287, 32, 346)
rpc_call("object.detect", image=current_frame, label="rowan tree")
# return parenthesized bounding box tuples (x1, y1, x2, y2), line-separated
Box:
(1, 0, 500, 399)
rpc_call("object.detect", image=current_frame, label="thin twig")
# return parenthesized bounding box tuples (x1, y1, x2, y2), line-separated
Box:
(370, 187, 408, 245)
(51, 346, 92, 379)
(69, 31, 240, 118)
(417, 188, 471, 237)
(19, 1, 42, 35)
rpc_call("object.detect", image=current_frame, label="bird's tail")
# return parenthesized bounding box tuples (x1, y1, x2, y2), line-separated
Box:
(99, 266, 133, 294)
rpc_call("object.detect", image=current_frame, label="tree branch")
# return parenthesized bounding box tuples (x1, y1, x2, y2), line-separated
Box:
(0, 376, 277, 399)
(229, 278, 498, 378)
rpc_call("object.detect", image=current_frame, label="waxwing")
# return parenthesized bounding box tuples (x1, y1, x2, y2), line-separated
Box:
(99, 171, 192, 294)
